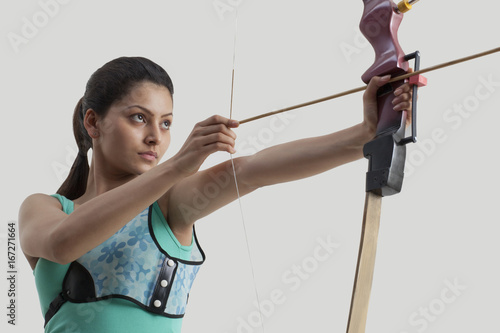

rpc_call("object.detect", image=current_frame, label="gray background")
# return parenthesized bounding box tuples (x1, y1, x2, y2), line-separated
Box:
(1, 0, 499, 332)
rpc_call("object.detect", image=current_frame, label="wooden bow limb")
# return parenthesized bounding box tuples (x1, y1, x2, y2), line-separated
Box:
(346, 192, 382, 333)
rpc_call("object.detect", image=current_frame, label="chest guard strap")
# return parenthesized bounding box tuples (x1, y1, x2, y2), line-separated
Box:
(44, 204, 204, 327)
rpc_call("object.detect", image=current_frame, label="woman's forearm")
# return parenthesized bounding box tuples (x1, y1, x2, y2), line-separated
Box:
(51, 160, 186, 263)
(238, 123, 374, 189)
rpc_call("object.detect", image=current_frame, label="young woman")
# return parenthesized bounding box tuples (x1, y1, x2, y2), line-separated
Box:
(19, 57, 412, 332)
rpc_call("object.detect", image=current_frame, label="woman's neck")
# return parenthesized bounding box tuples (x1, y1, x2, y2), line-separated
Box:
(74, 155, 137, 205)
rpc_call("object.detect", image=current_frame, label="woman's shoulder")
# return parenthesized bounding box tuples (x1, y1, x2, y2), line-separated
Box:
(19, 194, 65, 269)
(19, 194, 66, 232)
(20, 193, 63, 212)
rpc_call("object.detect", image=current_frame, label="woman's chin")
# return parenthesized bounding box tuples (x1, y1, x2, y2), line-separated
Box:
(134, 163, 157, 175)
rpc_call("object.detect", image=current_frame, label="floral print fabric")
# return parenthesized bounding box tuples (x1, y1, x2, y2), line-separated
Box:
(76, 206, 204, 316)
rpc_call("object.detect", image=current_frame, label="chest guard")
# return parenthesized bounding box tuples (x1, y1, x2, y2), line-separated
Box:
(45, 204, 205, 326)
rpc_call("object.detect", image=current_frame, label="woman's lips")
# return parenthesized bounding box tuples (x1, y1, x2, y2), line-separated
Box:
(139, 151, 157, 161)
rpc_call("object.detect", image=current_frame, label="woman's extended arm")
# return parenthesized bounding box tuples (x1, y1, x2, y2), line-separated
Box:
(236, 73, 414, 187)
(166, 75, 413, 226)
(237, 122, 372, 187)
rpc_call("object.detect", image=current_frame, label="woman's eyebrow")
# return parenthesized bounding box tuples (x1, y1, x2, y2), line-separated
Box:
(124, 104, 173, 118)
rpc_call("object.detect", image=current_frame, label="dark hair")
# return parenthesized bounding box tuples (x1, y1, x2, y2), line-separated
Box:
(57, 57, 174, 200)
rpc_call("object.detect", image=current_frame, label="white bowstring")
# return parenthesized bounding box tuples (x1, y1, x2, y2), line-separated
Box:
(228, 9, 266, 333)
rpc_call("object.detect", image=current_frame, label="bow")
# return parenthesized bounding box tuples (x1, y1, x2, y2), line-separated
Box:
(228, 1, 424, 331)
(346, 1, 424, 332)
(226, 1, 499, 332)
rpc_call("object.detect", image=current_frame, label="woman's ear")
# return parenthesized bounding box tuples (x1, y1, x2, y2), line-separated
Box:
(83, 109, 99, 138)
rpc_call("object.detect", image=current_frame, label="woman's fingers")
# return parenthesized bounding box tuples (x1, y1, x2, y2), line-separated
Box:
(196, 122, 237, 140)
(197, 114, 239, 129)
(392, 90, 412, 110)
(394, 82, 411, 95)
(172, 115, 241, 175)
(188, 115, 241, 155)
(191, 116, 239, 153)
(201, 132, 237, 153)
(392, 68, 414, 111)
(393, 80, 413, 111)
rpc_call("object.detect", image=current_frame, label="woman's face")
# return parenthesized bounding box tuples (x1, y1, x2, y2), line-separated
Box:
(93, 81, 174, 177)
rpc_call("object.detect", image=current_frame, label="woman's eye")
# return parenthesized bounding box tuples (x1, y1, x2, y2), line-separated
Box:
(131, 114, 145, 123)
(162, 121, 171, 130)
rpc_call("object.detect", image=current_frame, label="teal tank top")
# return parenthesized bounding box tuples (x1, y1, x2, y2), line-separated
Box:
(34, 194, 204, 333)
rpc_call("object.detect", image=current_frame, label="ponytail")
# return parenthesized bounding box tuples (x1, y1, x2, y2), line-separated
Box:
(56, 98, 91, 200)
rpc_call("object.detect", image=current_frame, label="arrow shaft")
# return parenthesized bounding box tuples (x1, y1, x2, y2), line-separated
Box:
(239, 46, 500, 124)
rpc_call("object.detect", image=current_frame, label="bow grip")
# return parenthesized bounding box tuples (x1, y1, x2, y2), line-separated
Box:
(360, 0, 412, 196)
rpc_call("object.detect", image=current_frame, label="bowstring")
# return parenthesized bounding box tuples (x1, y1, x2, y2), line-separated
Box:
(228, 9, 266, 333)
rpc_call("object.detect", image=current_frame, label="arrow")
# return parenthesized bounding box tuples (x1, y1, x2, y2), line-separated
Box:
(238, 46, 500, 124)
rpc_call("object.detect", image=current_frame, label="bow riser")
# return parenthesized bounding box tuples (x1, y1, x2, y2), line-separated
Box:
(361, 0, 415, 196)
